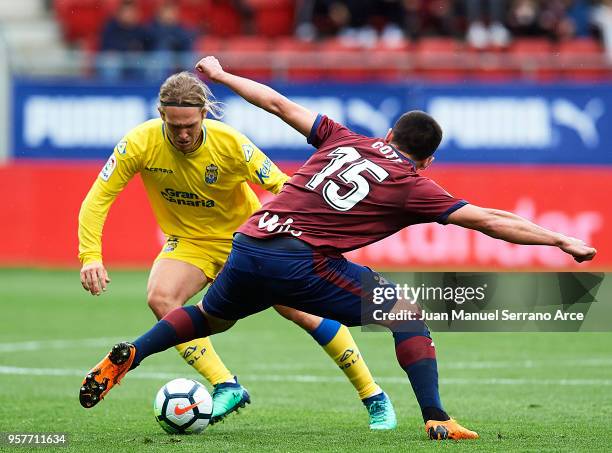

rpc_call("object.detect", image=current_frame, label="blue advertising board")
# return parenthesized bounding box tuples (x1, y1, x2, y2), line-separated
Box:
(11, 78, 612, 164)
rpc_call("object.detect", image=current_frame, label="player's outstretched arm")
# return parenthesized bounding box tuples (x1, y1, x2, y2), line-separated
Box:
(447, 204, 597, 263)
(196, 56, 317, 137)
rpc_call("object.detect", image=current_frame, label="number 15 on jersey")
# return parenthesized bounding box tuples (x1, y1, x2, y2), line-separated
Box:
(305, 147, 389, 211)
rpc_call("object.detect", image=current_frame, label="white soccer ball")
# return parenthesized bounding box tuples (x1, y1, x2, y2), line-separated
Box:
(153, 378, 213, 434)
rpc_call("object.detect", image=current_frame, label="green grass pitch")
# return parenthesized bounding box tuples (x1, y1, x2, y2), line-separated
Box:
(0, 268, 611, 452)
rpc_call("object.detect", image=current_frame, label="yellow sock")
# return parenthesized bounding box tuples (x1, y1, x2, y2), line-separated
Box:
(175, 337, 233, 386)
(311, 319, 380, 400)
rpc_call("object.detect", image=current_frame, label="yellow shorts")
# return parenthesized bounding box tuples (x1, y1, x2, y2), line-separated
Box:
(155, 236, 233, 280)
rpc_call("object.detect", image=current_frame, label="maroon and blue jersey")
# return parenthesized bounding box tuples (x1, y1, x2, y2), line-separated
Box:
(239, 114, 467, 255)
(208, 114, 467, 324)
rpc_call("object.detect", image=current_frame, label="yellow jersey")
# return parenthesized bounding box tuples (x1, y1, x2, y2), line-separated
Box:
(78, 118, 288, 265)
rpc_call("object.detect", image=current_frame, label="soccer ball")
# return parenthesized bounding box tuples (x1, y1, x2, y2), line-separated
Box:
(153, 378, 213, 434)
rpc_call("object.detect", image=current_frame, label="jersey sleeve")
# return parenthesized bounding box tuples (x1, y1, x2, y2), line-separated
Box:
(306, 114, 353, 149)
(404, 177, 468, 225)
(78, 136, 142, 264)
(239, 136, 289, 194)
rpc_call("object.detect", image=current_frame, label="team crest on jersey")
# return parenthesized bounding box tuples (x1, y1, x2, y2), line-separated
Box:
(115, 140, 127, 155)
(205, 164, 219, 184)
(164, 237, 179, 252)
(242, 144, 254, 162)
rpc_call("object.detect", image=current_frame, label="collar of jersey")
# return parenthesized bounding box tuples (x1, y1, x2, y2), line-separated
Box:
(386, 142, 417, 170)
(162, 123, 207, 157)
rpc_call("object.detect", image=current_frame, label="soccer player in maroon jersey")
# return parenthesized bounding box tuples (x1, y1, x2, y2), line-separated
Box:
(79, 57, 597, 440)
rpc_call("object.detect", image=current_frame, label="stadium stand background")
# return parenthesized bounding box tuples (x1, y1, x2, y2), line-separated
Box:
(49, 0, 612, 81)
(0, 0, 611, 270)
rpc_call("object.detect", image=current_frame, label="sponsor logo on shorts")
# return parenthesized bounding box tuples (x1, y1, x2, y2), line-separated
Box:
(99, 155, 117, 181)
(205, 164, 218, 184)
(160, 188, 215, 208)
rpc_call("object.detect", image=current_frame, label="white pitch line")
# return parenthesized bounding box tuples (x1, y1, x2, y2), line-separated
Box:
(441, 357, 612, 369)
(0, 337, 120, 353)
(0, 366, 611, 386)
(1, 338, 612, 371)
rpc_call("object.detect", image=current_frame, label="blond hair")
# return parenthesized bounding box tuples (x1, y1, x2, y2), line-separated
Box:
(158, 71, 223, 118)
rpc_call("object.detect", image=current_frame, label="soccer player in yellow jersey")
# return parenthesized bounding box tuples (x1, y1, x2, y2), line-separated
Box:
(78, 72, 397, 428)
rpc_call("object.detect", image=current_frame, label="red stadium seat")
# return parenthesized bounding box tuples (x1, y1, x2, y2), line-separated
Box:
(272, 38, 322, 81)
(510, 38, 557, 81)
(368, 40, 412, 81)
(248, 0, 294, 37)
(318, 39, 372, 81)
(208, 1, 243, 36)
(55, 0, 158, 47)
(273, 37, 316, 53)
(135, 0, 164, 21)
(318, 38, 364, 52)
(465, 47, 519, 82)
(195, 35, 225, 53)
(178, 0, 212, 29)
(225, 36, 270, 52)
(54, 0, 117, 44)
(558, 39, 609, 81)
(510, 38, 553, 55)
(224, 36, 273, 80)
(179, 0, 242, 35)
(416, 37, 461, 54)
(559, 38, 603, 55)
(415, 38, 465, 82)
(178, 0, 206, 28)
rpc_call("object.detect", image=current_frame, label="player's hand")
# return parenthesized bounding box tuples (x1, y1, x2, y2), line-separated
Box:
(195, 56, 225, 82)
(80, 261, 111, 296)
(559, 236, 597, 263)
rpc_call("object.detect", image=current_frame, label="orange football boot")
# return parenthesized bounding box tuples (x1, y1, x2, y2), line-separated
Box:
(425, 419, 479, 440)
(79, 342, 135, 408)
